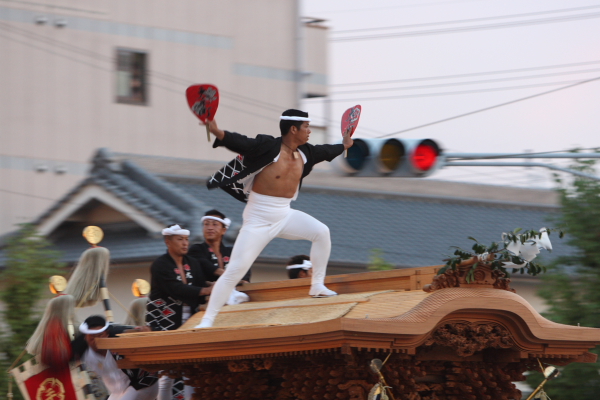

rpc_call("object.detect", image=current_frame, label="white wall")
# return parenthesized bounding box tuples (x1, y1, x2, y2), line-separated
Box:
(0, 0, 327, 235)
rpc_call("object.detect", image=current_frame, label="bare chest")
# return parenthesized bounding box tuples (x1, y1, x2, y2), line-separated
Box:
(262, 155, 303, 179)
(254, 151, 303, 188)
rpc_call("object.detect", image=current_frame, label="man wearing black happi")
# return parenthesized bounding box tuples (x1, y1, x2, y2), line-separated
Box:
(188, 209, 251, 283)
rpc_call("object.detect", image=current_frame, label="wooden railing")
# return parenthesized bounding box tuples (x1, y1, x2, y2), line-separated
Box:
(237, 266, 440, 302)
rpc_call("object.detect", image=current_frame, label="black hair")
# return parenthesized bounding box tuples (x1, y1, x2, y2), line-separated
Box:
(83, 315, 107, 329)
(287, 254, 310, 279)
(279, 109, 309, 136)
(204, 209, 226, 219)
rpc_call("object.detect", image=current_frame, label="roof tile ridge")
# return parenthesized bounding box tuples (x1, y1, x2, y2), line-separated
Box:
(121, 159, 202, 212)
(93, 168, 186, 224)
(119, 159, 217, 238)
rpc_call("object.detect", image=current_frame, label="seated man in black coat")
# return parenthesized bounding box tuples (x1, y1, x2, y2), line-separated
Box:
(188, 209, 251, 283)
(146, 224, 212, 331)
(146, 224, 213, 400)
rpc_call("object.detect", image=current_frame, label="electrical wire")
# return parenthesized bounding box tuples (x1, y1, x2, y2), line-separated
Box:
(332, 4, 600, 34)
(313, 77, 600, 102)
(331, 67, 600, 95)
(377, 75, 600, 138)
(331, 11, 600, 42)
(330, 59, 600, 87)
(311, 0, 488, 15)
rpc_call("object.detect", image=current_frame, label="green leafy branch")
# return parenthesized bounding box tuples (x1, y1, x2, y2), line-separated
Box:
(438, 228, 564, 283)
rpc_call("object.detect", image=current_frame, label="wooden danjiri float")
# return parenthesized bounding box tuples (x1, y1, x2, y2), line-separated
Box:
(99, 261, 600, 400)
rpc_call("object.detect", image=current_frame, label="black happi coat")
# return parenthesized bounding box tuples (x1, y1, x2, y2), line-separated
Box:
(188, 242, 251, 283)
(146, 253, 208, 331)
(207, 130, 345, 202)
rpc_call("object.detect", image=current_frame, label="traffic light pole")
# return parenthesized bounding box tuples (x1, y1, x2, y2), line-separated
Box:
(443, 152, 600, 182)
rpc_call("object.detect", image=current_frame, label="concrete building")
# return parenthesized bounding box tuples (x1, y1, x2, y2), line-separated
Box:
(0, 0, 328, 236)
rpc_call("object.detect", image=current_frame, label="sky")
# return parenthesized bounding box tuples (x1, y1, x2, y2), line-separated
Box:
(301, 0, 600, 189)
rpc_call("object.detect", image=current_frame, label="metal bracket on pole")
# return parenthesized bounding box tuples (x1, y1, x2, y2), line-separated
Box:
(442, 152, 600, 181)
(444, 153, 600, 160)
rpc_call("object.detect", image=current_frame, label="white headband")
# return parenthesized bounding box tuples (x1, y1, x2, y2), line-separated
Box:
(280, 116, 311, 122)
(79, 321, 110, 335)
(286, 260, 312, 270)
(201, 216, 231, 228)
(162, 224, 190, 236)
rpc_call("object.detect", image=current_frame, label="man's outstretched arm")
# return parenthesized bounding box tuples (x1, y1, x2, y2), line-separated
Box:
(201, 119, 264, 154)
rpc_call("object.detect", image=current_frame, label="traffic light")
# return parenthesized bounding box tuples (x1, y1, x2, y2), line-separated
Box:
(334, 138, 443, 177)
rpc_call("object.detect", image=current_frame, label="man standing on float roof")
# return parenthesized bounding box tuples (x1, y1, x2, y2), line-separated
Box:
(196, 109, 354, 328)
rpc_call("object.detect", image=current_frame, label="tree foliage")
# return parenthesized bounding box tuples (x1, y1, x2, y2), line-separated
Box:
(367, 248, 395, 271)
(527, 159, 600, 398)
(440, 228, 561, 283)
(0, 224, 63, 400)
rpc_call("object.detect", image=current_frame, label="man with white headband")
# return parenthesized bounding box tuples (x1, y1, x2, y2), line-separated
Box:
(286, 254, 313, 279)
(196, 109, 353, 328)
(146, 224, 213, 400)
(71, 315, 158, 400)
(188, 209, 251, 283)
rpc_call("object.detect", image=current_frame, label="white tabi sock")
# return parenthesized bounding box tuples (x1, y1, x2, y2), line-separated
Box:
(309, 283, 337, 298)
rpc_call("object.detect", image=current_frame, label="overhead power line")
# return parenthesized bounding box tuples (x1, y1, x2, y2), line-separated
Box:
(377, 75, 600, 138)
(332, 4, 600, 34)
(313, 77, 598, 103)
(331, 59, 600, 87)
(314, 0, 490, 15)
(331, 67, 600, 95)
(331, 11, 600, 42)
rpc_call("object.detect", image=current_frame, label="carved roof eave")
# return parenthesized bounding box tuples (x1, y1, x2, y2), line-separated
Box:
(102, 289, 600, 369)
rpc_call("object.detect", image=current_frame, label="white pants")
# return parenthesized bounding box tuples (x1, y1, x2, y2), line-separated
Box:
(157, 376, 194, 400)
(201, 191, 331, 325)
(109, 385, 158, 400)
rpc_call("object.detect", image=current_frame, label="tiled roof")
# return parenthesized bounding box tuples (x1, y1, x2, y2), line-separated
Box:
(0, 148, 572, 269)
(34, 149, 224, 240)
(171, 178, 569, 268)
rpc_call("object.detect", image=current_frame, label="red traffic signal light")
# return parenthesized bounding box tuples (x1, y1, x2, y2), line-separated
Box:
(412, 140, 440, 173)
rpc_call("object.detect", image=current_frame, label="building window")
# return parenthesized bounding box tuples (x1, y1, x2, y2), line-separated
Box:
(116, 49, 147, 105)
